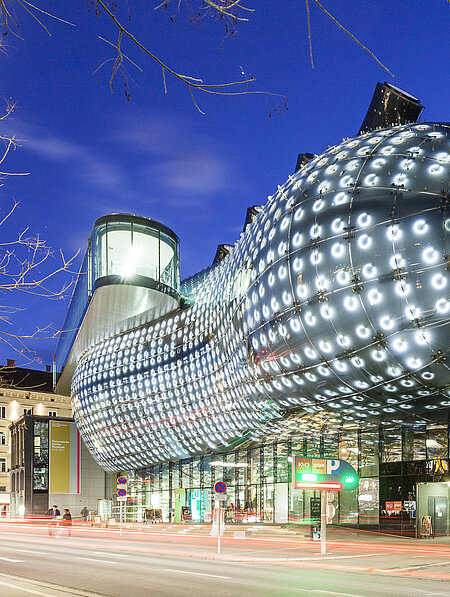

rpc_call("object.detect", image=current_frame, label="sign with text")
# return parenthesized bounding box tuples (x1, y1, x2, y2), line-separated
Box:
(292, 457, 358, 491)
(49, 421, 80, 494)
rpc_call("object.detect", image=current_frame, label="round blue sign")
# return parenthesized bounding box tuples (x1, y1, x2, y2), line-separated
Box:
(214, 481, 227, 494)
(117, 476, 128, 485)
(117, 488, 127, 497)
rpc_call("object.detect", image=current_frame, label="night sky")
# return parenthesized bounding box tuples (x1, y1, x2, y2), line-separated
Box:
(0, 0, 448, 369)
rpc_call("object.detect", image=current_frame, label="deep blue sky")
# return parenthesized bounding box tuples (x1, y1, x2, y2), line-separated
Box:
(0, 0, 448, 369)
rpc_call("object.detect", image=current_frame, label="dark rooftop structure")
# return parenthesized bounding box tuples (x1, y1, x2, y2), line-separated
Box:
(0, 360, 53, 393)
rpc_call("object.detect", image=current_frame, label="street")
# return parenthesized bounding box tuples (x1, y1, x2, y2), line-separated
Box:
(1, 522, 450, 596)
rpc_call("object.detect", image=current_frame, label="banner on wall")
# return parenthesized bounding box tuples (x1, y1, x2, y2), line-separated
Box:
(49, 421, 81, 494)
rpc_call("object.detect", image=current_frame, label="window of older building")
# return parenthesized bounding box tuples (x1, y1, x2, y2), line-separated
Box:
(0, 406, 5, 419)
(48, 411, 57, 417)
(0, 432, 6, 446)
(0, 458, 6, 473)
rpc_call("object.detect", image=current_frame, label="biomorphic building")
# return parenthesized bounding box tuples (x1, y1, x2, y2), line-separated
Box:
(56, 83, 450, 535)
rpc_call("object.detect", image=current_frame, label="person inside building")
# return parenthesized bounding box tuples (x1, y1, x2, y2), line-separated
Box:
(62, 508, 72, 537)
(80, 506, 88, 521)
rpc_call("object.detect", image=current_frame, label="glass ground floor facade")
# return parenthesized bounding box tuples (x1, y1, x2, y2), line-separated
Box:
(113, 418, 450, 536)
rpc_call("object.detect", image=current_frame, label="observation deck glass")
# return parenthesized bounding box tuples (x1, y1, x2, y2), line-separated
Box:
(93, 216, 179, 292)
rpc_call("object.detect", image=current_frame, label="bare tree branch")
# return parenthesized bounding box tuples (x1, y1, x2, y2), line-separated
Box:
(311, 0, 394, 77)
(0, 102, 80, 364)
(92, 0, 288, 112)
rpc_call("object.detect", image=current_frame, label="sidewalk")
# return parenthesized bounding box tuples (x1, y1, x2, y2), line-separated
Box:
(107, 520, 450, 544)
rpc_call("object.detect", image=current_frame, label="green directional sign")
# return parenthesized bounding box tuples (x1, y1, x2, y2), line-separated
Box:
(292, 457, 359, 491)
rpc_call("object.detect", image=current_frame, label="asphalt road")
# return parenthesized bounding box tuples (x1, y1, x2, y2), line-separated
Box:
(1, 523, 450, 596)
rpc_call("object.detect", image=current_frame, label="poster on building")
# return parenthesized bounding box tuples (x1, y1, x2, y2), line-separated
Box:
(420, 516, 433, 537)
(49, 421, 80, 494)
(181, 506, 192, 521)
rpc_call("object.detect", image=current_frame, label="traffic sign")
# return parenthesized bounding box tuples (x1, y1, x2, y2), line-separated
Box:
(214, 481, 227, 494)
(117, 476, 128, 485)
(292, 458, 359, 491)
(117, 488, 127, 497)
(117, 496, 127, 502)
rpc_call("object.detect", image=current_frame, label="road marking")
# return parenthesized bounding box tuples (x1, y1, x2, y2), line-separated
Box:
(390, 561, 450, 572)
(286, 553, 381, 562)
(0, 580, 56, 596)
(164, 568, 229, 579)
(273, 587, 365, 596)
(78, 557, 116, 564)
(16, 550, 49, 555)
(0, 556, 24, 563)
(93, 551, 127, 557)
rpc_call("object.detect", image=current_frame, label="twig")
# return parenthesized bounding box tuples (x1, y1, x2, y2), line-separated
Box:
(305, 0, 314, 69)
(311, 0, 394, 77)
(95, 0, 286, 111)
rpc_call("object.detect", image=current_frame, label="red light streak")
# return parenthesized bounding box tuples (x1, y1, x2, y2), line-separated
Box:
(295, 482, 342, 490)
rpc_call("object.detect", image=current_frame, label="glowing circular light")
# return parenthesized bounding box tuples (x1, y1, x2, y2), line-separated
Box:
(305, 312, 316, 326)
(413, 219, 428, 235)
(320, 304, 334, 319)
(313, 199, 325, 212)
(387, 224, 402, 241)
(421, 371, 434, 380)
(392, 338, 407, 352)
(356, 325, 370, 339)
(334, 361, 347, 373)
(344, 296, 359, 311)
(415, 330, 430, 346)
(333, 192, 349, 206)
(331, 243, 345, 259)
(364, 174, 377, 186)
(405, 305, 420, 320)
(368, 289, 382, 305)
(305, 347, 317, 359)
(395, 280, 410, 296)
(370, 157, 385, 170)
(436, 298, 449, 314)
(336, 270, 350, 285)
(357, 235, 375, 256)
(331, 218, 345, 234)
(429, 164, 443, 175)
(407, 357, 422, 369)
(371, 349, 385, 362)
(422, 247, 439, 264)
(436, 152, 450, 164)
(357, 213, 372, 227)
(431, 273, 447, 290)
(311, 250, 322, 265)
(340, 175, 353, 188)
(293, 257, 303, 271)
(380, 145, 394, 155)
(362, 263, 377, 279)
(380, 316, 394, 330)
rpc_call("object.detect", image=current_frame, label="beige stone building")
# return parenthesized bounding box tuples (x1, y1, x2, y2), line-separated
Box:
(0, 360, 72, 508)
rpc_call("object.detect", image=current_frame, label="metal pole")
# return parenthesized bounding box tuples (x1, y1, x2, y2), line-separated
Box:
(120, 502, 123, 537)
(216, 498, 221, 554)
(321, 490, 327, 555)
